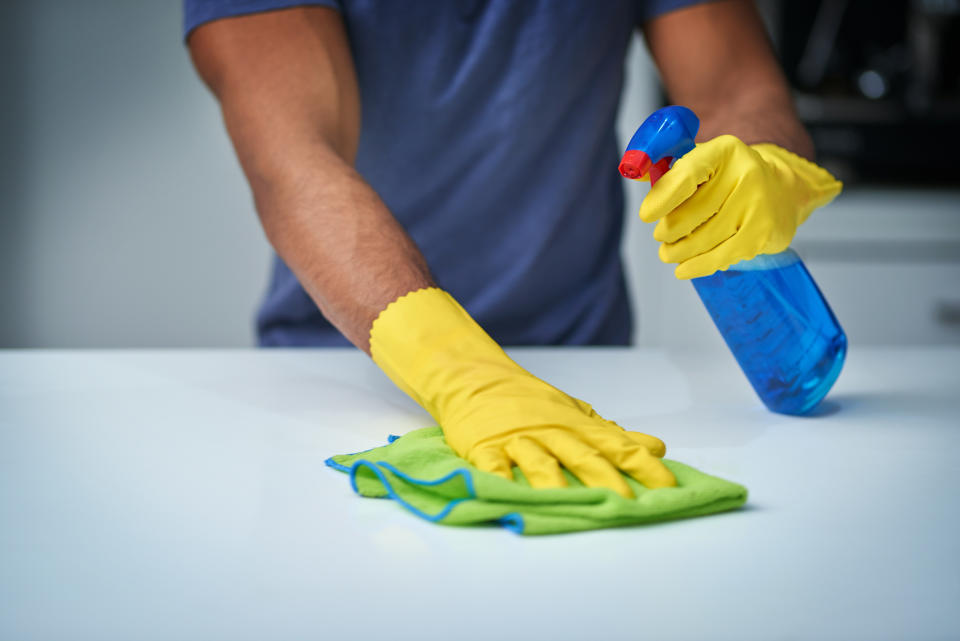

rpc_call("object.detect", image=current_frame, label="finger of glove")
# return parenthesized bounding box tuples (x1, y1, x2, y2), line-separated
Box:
(623, 430, 667, 458)
(674, 227, 763, 280)
(470, 445, 514, 482)
(638, 139, 725, 224)
(658, 198, 743, 265)
(539, 430, 634, 498)
(652, 174, 732, 245)
(503, 437, 568, 490)
(589, 414, 667, 459)
(590, 432, 677, 489)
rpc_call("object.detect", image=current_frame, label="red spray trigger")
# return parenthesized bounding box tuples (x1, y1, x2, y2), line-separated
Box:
(649, 157, 673, 185)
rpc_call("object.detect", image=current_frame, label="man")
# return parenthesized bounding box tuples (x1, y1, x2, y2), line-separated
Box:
(185, 0, 840, 497)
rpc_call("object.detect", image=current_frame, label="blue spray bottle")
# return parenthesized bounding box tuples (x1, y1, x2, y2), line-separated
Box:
(620, 106, 846, 415)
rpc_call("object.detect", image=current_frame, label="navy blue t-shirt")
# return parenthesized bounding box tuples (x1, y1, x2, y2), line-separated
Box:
(184, 0, 707, 346)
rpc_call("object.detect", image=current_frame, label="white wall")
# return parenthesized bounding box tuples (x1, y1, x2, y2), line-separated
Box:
(2, 3, 958, 348)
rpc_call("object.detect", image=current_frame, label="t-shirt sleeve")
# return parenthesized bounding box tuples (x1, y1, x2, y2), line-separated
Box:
(183, 0, 341, 40)
(638, 0, 716, 24)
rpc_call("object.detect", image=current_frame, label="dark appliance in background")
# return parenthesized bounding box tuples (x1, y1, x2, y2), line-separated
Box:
(764, 0, 960, 185)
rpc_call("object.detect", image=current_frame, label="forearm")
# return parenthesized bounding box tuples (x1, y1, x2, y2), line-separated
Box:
(644, 0, 814, 160)
(189, 8, 435, 354)
(246, 144, 434, 354)
(694, 83, 813, 161)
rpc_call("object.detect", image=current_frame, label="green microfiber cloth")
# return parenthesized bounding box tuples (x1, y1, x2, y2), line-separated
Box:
(326, 427, 747, 535)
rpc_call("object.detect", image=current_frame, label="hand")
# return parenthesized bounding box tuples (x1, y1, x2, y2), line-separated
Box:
(369, 288, 676, 497)
(638, 135, 842, 279)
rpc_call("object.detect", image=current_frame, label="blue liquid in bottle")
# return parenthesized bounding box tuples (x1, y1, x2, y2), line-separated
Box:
(692, 249, 846, 415)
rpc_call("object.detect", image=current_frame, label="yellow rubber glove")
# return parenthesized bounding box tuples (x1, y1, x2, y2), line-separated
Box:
(370, 288, 676, 498)
(638, 135, 842, 279)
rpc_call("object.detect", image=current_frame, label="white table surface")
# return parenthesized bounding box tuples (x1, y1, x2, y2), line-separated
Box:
(2, 347, 958, 641)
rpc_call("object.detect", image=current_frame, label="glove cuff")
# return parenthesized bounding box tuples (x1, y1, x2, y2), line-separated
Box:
(750, 143, 843, 224)
(369, 287, 521, 426)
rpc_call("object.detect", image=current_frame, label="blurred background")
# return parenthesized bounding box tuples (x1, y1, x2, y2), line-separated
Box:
(1, 0, 958, 350)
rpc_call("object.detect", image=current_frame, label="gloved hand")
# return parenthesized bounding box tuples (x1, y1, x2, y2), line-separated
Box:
(370, 288, 676, 497)
(638, 135, 842, 279)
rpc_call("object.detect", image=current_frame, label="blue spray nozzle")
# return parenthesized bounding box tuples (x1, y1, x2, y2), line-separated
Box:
(619, 105, 700, 180)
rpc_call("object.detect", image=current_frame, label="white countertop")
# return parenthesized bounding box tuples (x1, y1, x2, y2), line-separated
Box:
(2, 347, 958, 640)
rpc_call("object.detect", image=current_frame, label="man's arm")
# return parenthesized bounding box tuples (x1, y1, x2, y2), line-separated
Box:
(187, 6, 677, 494)
(636, 0, 841, 280)
(643, 0, 814, 160)
(188, 7, 434, 353)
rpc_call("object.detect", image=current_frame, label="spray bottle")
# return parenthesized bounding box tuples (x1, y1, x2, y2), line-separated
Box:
(620, 106, 846, 415)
